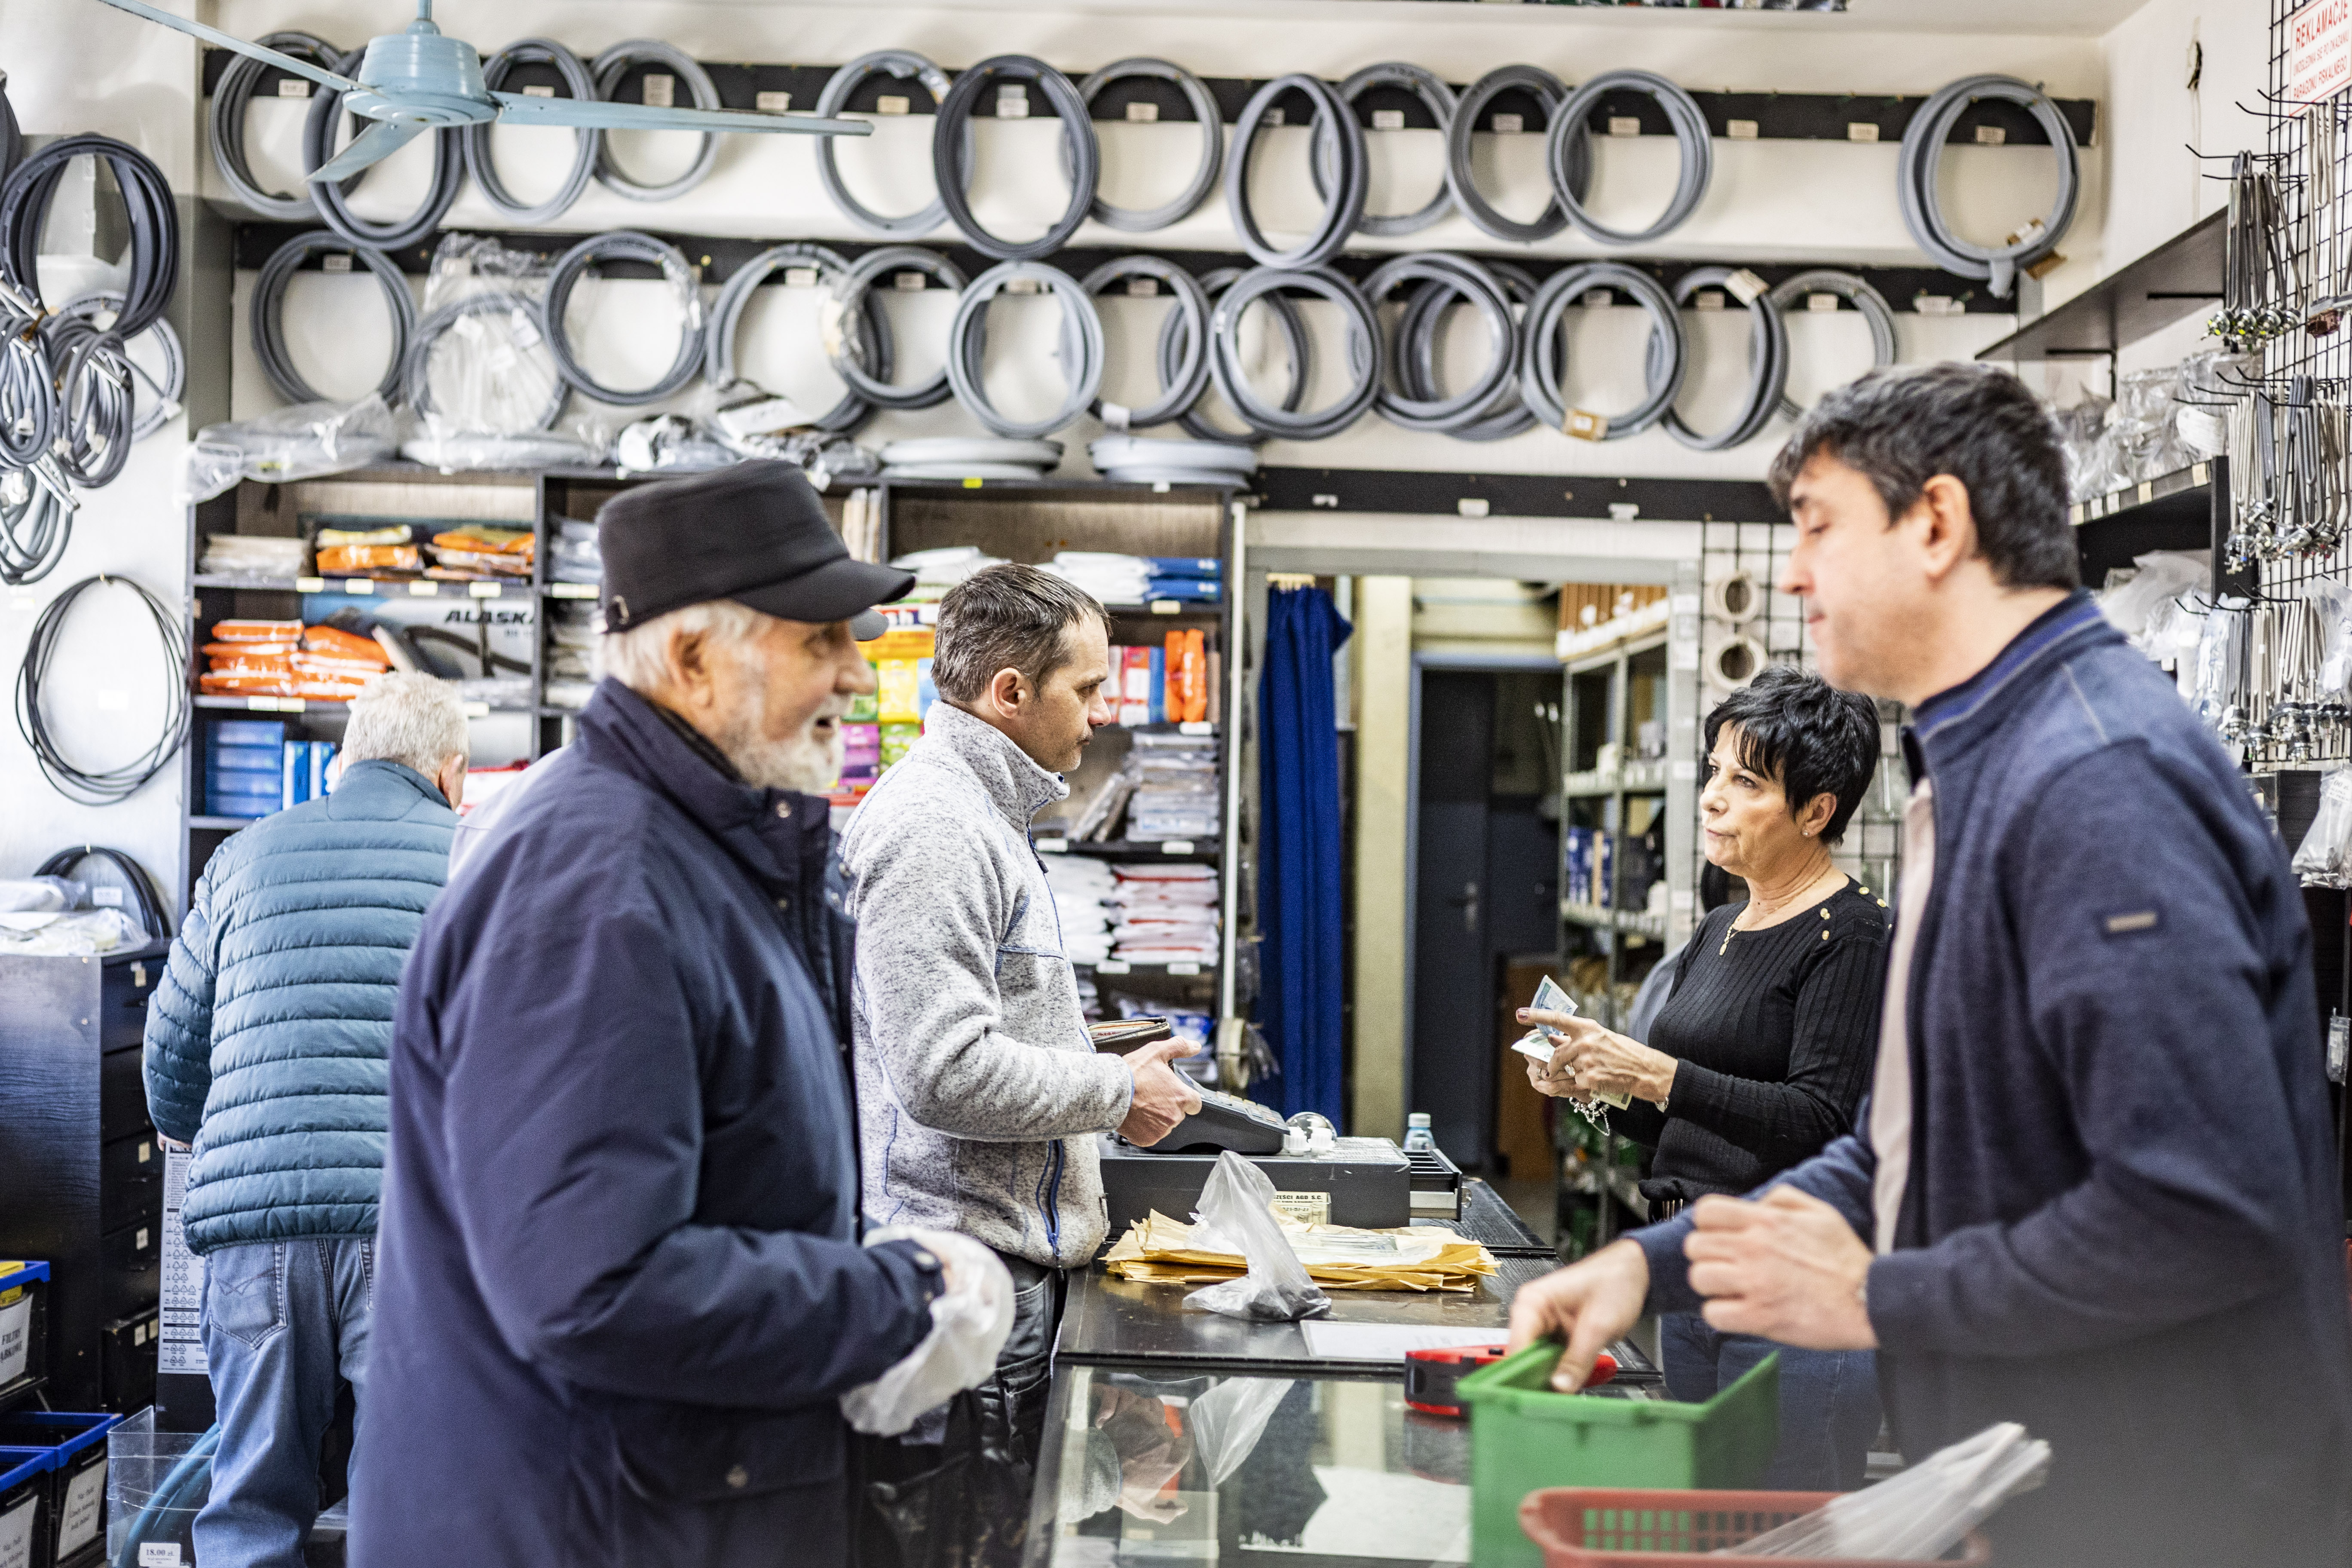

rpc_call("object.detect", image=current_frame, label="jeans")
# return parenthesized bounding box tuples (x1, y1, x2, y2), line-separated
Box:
(197, 1239, 374, 1568)
(1659, 1311, 1880, 1492)
(860, 1255, 1065, 1568)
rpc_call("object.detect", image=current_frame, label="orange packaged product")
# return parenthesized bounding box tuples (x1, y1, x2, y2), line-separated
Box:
(200, 671, 297, 697)
(431, 527, 533, 558)
(315, 544, 423, 574)
(211, 619, 304, 643)
(210, 652, 296, 677)
(1180, 629, 1208, 723)
(293, 655, 388, 682)
(295, 678, 371, 703)
(202, 640, 298, 659)
(303, 625, 392, 667)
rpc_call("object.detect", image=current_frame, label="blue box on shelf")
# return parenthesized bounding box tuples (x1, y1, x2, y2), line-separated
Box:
(207, 743, 280, 775)
(208, 720, 285, 748)
(0, 1412, 120, 1566)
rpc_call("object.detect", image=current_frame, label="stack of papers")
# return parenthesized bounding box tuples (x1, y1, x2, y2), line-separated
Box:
(1105, 1212, 1496, 1293)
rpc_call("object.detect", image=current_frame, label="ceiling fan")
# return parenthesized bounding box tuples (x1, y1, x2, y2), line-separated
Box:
(93, 0, 872, 183)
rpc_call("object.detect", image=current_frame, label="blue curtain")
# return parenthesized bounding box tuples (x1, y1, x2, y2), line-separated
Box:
(1256, 586, 1352, 1123)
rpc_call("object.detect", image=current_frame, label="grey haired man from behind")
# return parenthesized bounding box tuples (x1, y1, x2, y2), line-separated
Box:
(840, 563, 1203, 1568)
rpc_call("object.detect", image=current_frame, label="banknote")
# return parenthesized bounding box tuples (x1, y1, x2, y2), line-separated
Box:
(1512, 976, 1629, 1109)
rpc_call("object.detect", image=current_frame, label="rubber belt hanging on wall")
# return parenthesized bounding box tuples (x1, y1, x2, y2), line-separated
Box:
(705, 242, 892, 432)
(1361, 252, 1516, 434)
(540, 230, 705, 406)
(1548, 69, 1713, 246)
(1317, 63, 1457, 238)
(825, 246, 966, 410)
(465, 38, 599, 225)
(933, 56, 1099, 262)
(1225, 75, 1365, 270)
(945, 260, 1106, 438)
(1393, 259, 1539, 442)
(814, 50, 964, 238)
(1209, 265, 1381, 441)
(1518, 261, 1687, 440)
(251, 229, 416, 404)
(1079, 254, 1211, 430)
(1898, 73, 2078, 298)
(1073, 58, 1223, 233)
(1446, 65, 1577, 245)
(1766, 269, 1897, 420)
(1663, 266, 1788, 451)
(1161, 266, 1312, 446)
(210, 31, 341, 220)
(590, 40, 723, 202)
(303, 50, 463, 251)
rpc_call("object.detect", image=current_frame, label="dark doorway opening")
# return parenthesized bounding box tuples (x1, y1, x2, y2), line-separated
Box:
(1409, 666, 1561, 1174)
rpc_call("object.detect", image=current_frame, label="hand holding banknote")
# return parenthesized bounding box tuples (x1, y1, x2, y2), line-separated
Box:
(1514, 976, 1677, 1111)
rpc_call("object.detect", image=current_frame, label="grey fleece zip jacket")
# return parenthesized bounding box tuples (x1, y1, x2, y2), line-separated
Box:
(839, 703, 1134, 1268)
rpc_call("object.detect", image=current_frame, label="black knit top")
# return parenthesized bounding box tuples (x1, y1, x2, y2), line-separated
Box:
(1617, 879, 1890, 1203)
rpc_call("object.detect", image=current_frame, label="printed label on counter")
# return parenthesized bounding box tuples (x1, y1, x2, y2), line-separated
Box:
(1271, 1191, 1331, 1225)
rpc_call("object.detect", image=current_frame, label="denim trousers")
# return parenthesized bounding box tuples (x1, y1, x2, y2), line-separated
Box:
(1659, 1311, 1881, 1492)
(197, 1238, 374, 1568)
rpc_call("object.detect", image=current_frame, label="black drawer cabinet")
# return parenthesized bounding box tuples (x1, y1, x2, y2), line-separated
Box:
(101, 1310, 157, 1417)
(0, 943, 171, 1408)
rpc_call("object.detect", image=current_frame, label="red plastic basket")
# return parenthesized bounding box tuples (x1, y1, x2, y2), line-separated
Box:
(1519, 1488, 1993, 1567)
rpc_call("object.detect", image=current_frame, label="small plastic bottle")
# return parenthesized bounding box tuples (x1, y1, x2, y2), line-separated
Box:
(1403, 1112, 1435, 1152)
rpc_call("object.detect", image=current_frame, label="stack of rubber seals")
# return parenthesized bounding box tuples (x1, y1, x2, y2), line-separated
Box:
(0, 132, 184, 584)
(879, 438, 1064, 481)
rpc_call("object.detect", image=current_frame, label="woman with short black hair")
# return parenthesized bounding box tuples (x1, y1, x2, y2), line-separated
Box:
(1526, 663, 1888, 1490)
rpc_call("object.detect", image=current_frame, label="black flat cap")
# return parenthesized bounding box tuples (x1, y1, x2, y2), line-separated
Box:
(597, 462, 912, 638)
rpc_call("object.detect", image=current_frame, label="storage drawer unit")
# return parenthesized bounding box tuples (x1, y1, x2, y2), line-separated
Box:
(100, 1312, 156, 1420)
(0, 946, 170, 1408)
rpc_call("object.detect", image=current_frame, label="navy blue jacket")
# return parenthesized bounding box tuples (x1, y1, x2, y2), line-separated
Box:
(1640, 594, 2352, 1568)
(144, 760, 453, 1253)
(351, 681, 941, 1568)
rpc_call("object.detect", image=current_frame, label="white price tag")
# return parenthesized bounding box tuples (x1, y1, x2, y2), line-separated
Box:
(321, 252, 352, 273)
(1168, 962, 1201, 976)
(139, 1545, 182, 1568)
(93, 887, 123, 908)
(1150, 600, 1180, 614)
(1694, 290, 1726, 312)
(522, 84, 554, 98)
(551, 582, 597, 599)
(641, 72, 675, 108)
(57, 1461, 104, 1557)
(1807, 292, 1841, 313)
(1125, 100, 1158, 123)
(1724, 268, 1768, 306)
(508, 310, 542, 349)
(1490, 112, 1523, 135)
(294, 576, 326, 592)
(756, 90, 792, 112)
(470, 581, 502, 598)
(1608, 115, 1641, 137)
(344, 578, 374, 594)
(0, 1295, 29, 1387)
(409, 581, 441, 597)
(996, 85, 1029, 118)
(784, 267, 818, 288)
(1160, 840, 1195, 855)
(1974, 124, 2006, 145)
(1846, 121, 1880, 143)
(893, 272, 926, 292)
(1264, 108, 1284, 127)
(1725, 118, 1758, 139)
(275, 78, 311, 99)
(876, 95, 910, 116)
(1124, 276, 1160, 297)
(1372, 108, 1405, 131)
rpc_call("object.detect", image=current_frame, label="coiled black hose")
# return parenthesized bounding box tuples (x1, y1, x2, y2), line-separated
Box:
(1446, 66, 1577, 245)
(934, 56, 1098, 261)
(0, 71, 19, 187)
(1161, 266, 1311, 446)
(1075, 59, 1222, 233)
(825, 246, 966, 410)
(705, 242, 889, 432)
(1663, 266, 1787, 452)
(1080, 255, 1210, 430)
(1226, 75, 1364, 270)
(1363, 252, 1515, 434)
(64, 292, 183, 441)
(541, 230, 704, 406)
(1519, 261, 1687, 440)
(39, 310, 133, 487)
(0, 135, 179, 336)
(210, 31, 341, 220)
(0, 465, 74, 586)
(303, 50, 462, 251)
(1548, 70, 1713, 246)
(1393, 259, 1538, 443)
(814, 51, 963, 237)
(465, 39, 598, 225)
(251, 230, 415, 404)
(34, 845, 170, 938)
(15, 574, 191, 806)
(0, 288, 57, 467)
(591, 40, 723, 202)
(1209, 265, 1381, 441)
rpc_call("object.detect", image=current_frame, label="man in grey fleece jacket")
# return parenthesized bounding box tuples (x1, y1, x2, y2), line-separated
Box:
(840, 564, 1201, 1568)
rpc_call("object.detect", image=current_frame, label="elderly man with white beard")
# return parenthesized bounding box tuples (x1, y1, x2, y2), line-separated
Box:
(352, 463, 1001, 1568)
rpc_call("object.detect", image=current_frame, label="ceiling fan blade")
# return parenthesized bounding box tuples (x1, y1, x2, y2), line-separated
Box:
(306, 118, 430, 184)
(90, 0, 358, 93)
(491, 92, 872, 138)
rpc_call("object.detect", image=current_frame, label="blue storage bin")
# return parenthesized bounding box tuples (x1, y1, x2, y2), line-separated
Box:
(0, 1449, 48, 1568)
(0, 1413, 119, 1566)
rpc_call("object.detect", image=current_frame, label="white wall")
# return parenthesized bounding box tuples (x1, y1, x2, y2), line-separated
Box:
(0, 0, 202, 900)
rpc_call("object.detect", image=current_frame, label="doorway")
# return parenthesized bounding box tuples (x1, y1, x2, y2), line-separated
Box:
(1407, 660, 1561, 1173)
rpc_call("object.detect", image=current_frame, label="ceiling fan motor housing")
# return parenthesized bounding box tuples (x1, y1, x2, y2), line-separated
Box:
(345, 20, 491, 127)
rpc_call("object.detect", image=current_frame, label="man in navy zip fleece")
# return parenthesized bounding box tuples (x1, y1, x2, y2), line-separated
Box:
(1510, 364, 2352, 1568)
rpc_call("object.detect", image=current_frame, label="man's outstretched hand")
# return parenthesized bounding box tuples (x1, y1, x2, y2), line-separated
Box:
(1506, 1239, 1650, 1392)
(1683, 1186, 1877, 1349)
(1118, 1037, 1204, 1146)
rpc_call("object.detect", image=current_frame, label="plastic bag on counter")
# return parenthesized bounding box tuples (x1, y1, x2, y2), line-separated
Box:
(1722, 1421, 2049, 1559)
(0, 876, 83, 914)
(2292, 769, 2352, 887)
(182, 394, 398, 503)
(839, 1228, 1014, 1437)
(1182, 1152, 1332, 1323)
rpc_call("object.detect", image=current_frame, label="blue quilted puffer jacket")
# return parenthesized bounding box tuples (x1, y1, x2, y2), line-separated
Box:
(145, 759, 455, 1255)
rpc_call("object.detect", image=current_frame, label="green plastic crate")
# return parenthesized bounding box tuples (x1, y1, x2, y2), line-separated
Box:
(1457, 1343, 1780, 1568)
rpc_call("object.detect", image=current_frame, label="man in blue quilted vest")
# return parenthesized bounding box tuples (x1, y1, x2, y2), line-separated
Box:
(144, 671, 466, 1568)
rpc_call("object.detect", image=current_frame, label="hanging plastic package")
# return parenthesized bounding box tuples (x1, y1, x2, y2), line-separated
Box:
(1182, 1152, 1332, 1323)
(399, 234, 607, 471)
(838, 1228, 1014, 1437)
(2292, 769, 2352, 888)
(181, 394, 399, 504)
(2311, 578, 2352, 695)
